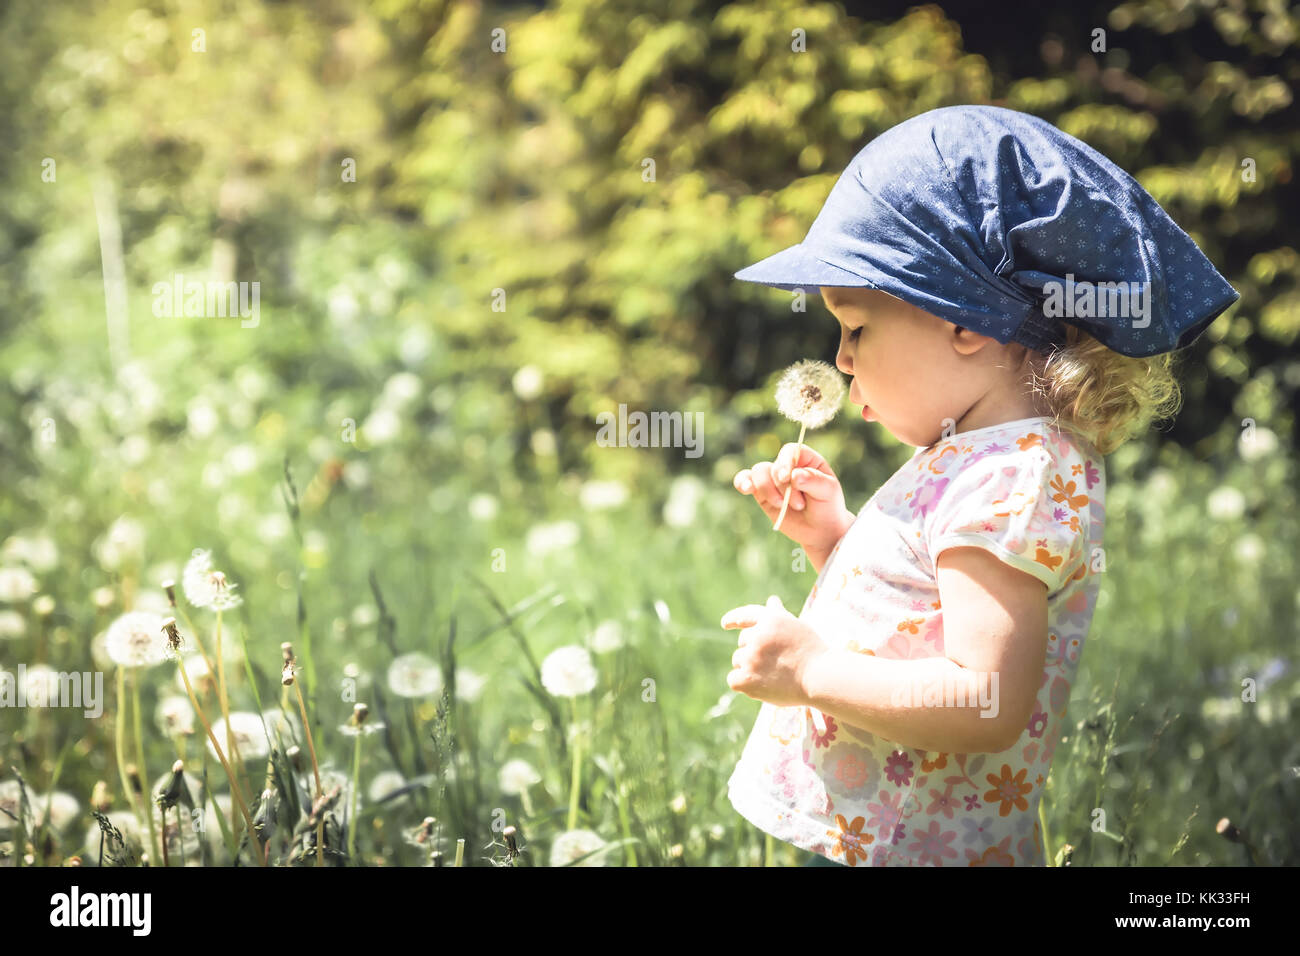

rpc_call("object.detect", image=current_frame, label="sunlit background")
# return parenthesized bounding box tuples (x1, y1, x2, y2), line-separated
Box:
(1, 0, 1297, 866)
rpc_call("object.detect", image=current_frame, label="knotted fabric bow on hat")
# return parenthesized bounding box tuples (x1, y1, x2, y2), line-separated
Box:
(734, 105, 1239, 358)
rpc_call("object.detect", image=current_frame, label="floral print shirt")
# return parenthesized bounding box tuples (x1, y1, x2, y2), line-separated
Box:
(727, 416, 1105, 866)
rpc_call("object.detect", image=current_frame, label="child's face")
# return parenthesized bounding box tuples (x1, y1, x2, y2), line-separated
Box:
(819, 286, 1006, 448)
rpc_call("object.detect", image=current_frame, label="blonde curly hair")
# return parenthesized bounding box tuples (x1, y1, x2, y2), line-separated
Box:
(1017, 325, 1184, 456)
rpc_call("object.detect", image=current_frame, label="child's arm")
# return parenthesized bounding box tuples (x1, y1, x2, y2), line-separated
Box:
(799, 545, 1048, 754)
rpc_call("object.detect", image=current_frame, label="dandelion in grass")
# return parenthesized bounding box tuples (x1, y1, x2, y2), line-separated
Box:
(155, 695, 195, 739)
(105, 611, 169, 668)
(455, 666, 487, 704)
(368, 771, 407, 804)
(84, 810, 143, 862)
(208, 712, 270, 763)
(590, 620, 624, 654)
(541, 645, 597, 832)
(541, 645, 597, 698)
(33, 791, 81, 831)
(387, 652, 442, 698)
(771, 359, 846, 531)
(500, 758, 542, 817)
(0, 779, 37, 833)
(344, 703, 376, 860)
(550, 828, 607, 867)
(181, 549, 243, 611)
(104, 609, 169, 863)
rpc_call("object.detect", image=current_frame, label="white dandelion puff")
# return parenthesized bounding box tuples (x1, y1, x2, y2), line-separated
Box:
(0, 566, 39, 603)
(208, 712, 270, 763)
(84, 811, 143, 858)
(182, 549, 244, 611)
(550, 828, 608, 866)
(0, 610, 25, 640)
(368, 771, 407, 803)
(771, 359, 846, 531)
(0, 779, 37, 832)
(387, 652, 442, 698)
(104, 610, 169, 668)
(33, 791, 81, 830)
(774, 359, 846, 430)
(155, 695, 195, 737)
(590, 620, 624, 654)
(455, 666, 487, 704)
(540, 645, 597, 698)
(499, 758, 542, 795)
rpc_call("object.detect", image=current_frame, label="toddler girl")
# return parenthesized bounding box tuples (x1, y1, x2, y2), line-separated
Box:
(720, 105, 1237, 866)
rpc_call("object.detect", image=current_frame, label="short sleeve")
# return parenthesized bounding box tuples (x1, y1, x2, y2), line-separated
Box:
(925, 446, 1088, 593)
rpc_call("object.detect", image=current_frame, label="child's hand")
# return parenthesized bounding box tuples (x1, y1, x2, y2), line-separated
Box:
(721, 594, 830, 709)
(733, 442, 854, 557)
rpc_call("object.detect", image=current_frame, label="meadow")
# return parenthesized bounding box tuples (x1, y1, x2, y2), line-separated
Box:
(2, 0, 1297, 867)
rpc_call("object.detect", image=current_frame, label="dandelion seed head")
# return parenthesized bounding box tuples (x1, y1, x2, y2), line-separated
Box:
(181, 549, 244, 611)
(208, 712, 270, 762)
(549, 828, 607, 867)
(499, 758, 541, 795)
(155, 695, 195, 737)
(386, 652, 442, 698)
(105, 610, 169, 668)
(33, 791, 81, 830)
(540, 644, 597, 698)
(368, 771, 407, 803)
(774, 359, 846, 429)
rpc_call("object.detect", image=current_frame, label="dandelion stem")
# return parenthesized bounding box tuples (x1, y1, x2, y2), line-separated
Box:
(176, 655, 266, 866)
(291, 678, 324, 867)
(213, 609, 249, 836)
(567, 696, 582, 831)
(131, 669, 162, 866)
(113, 668, 141, 837)
(773, 422, 807, 532)
(347, 730, 363, 862)
(160, 805, 170, 868)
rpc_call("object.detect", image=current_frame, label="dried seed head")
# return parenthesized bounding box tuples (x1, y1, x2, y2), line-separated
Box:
(281, 661, 295, 686)
(64, 856, 83, 867)
(172, 759, 184, 774)
(280, 642, 293, 661)
(286, 745, 303, 772)
(352, 702, 369, 726)
(1216, 817, 1242, 843)
(161, 579, 176, 606)
(126, 765, 143, 795)
(91, 780, 112, 813)
(503, 825, 518, 855)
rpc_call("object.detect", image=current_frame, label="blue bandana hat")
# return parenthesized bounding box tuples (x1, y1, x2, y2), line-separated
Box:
(734, 105, 1239, 358)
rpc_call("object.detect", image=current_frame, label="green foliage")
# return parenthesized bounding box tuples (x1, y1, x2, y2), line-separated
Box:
(0, 0, 1297, 867)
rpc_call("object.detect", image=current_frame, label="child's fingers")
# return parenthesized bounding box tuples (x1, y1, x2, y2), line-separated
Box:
(789, 466, 839, 502)
(733, 469, 754, 494)
(775, 442, 830, 483)
(750, 462, 805, 513)
(721, 604, 767, 629)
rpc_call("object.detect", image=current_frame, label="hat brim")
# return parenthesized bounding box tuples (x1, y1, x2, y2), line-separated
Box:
(734, 242, 875, 292)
